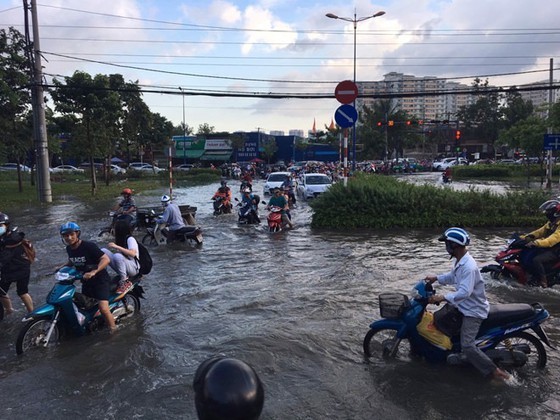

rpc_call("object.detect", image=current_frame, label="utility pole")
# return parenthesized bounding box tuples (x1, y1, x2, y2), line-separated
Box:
(546, 58, 554, 189)
(27, 0, 52, 202)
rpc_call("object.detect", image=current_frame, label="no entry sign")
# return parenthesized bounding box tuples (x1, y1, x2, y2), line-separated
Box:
(335, 80, 358, 104)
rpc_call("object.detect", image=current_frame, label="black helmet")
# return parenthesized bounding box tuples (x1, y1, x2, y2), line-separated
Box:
(0, 212, 9, 225)
(193, 357, 264, 420)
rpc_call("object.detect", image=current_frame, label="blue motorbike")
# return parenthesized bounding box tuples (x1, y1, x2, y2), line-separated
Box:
(363, 281, 554, 372)
(16, 266, 144, 355)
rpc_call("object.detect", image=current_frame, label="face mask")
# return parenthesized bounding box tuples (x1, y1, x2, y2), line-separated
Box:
(0, 226, 6, 236)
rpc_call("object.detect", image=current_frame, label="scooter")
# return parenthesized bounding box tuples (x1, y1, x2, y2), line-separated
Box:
(363, 280, 554, 372)
(98, 210, 137, 236)
(212, 196, 232, 215)
(142, 219, 203, 246)
(234, 197, 261, 225)
(442, 172, 452, 184)
(267, 206, 284, 232)
(481, 235, 560, 287)
(16, 266, 144, 355)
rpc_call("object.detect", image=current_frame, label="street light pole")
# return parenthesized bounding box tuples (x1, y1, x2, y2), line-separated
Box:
(326, 10, 385, 171)
(179, 86, 186, 164)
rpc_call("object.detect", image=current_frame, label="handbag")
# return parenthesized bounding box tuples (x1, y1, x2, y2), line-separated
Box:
(433, 303, 463, 337)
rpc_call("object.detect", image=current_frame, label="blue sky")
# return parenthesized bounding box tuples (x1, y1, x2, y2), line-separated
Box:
(1, 0, 559, 135)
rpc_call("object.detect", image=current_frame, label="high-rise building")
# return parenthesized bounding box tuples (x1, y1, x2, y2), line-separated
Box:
(358, 72, 474, 121)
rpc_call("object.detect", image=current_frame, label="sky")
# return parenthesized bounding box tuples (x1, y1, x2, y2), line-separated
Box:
(1, 0, 559, 135)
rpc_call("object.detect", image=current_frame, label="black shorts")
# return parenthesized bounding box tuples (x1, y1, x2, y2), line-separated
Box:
(81, 275, 111, 301)
(0, 273, 30, 296)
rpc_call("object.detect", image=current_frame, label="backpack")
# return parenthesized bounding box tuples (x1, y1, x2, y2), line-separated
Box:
(136, 242, 152, 275)
(6, 239, 36, 263)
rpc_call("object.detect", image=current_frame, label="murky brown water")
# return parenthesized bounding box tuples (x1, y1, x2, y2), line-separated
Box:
(0, 174, 559, 419)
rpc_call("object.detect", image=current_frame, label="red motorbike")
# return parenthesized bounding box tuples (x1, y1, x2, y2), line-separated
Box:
(267, 206, 283, 233)
(481, 235, 560, 287)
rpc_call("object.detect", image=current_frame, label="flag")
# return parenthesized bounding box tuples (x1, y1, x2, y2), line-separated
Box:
(312, 118, 316, 135)
(329, 118, 335, 131)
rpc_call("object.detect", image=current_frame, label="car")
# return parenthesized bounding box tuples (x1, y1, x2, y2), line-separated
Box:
(297, 173, 333, 199)
(128, 162, 164, 173)
(263, 171, 291, 195)
(0, 163, 31, 173)
(110, 164, 127, 175)
(51, 165, 85, 174)
(433, 157, 468, 171)
(173, 163, 194, 172)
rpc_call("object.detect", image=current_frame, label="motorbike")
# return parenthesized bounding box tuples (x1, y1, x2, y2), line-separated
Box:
(234, 197, 261, 225)
(212, 196, 232, 216)
(481, 235, 560, 287)
(98, 210, 137, 236)
(363, 280, 554, 373)
(142, 217, 203, 246)
(442, 172, 452, 184)
(267, 206, 284, 233)
(16, 266, 144, 355)
(240, 179, 253, 192)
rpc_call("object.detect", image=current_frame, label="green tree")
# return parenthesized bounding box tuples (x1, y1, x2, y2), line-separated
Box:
(260, 137, 278, 163)
(497, 116, 547, 157)
(197, 123, 215, 136)
(501, 87, 534, 130)
(457, 78, 503, 156)
(0, 27, 33, 191)
(51, 71, 123, 194)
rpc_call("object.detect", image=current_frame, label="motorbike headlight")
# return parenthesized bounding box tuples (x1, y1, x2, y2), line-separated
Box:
(55, 271, 71, 281)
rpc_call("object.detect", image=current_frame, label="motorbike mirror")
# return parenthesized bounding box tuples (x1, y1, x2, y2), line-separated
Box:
(261, 201, 267, 205)
(234, 198, 239, 201)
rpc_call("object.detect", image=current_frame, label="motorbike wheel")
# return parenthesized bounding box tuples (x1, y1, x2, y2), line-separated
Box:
(16, 317, 60, 355)
(118, 293, 141, 320)
(142, 233, 158, 246)
(98, 227, 113, 237)
(491, 331, 547, 370)
(0, 303, 3, 321)
(363, 327, 411, 361)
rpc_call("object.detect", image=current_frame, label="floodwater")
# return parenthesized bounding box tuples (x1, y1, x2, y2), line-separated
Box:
(0, 173, 560, 419)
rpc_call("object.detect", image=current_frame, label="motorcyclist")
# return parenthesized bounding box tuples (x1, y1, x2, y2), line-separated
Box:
(520, 199, 560, 288)
(113, 188, 137, 227)
(425, 227, 511, 382)
(212, 180, 232, 212)
(267, 188, 293, 229)
(240, 188, 260, 223)
(59, 222, 116, 332)
(281, 174, 296, 206)
(157, 195, 186, 243)
(0, 212, 34, 315)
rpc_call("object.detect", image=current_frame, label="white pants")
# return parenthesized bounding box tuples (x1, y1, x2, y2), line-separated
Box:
(102, 248, 139, 282)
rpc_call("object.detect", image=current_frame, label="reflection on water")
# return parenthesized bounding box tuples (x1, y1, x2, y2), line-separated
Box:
(0, 175, 559, 419)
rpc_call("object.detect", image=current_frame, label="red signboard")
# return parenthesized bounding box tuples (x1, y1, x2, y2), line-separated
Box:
(335, 80, 358, 104)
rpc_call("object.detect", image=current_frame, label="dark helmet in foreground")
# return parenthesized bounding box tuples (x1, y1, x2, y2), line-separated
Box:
(0, 212, 10, 225)
(193, 357, 264, 420)
(539, 199, 560, 222)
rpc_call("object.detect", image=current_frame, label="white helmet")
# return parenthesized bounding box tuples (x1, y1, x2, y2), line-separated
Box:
(243, 188, 251, 193)
(161, 195, 171, 205)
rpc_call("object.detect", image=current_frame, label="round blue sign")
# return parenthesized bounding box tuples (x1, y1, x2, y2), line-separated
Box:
(334, 104, 358, 128)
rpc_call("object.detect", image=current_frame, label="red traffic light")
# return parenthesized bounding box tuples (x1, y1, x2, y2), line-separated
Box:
(455, 130, 461, 140)
(376, 121, 383, 127)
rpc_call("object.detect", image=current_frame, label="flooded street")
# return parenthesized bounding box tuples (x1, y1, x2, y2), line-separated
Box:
(1, 173, 560, 419)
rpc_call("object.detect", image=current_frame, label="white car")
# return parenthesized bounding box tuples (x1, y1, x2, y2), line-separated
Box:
(297, 173, 333, 199)
(51, 165, 85, 174)
(433, 157, 468, 171)
(128, 162, 164, 173)
(0, 163, 31, 173)
(110, 164, 127, 175)
(173, 164, 194, 172)
(263, 171, 291, 195)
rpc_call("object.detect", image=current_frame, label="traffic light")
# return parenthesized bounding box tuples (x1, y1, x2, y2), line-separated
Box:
(455, 130, 461, 141)
(418, 120, 424, 125)
(388, 120, 394, 126)
(376, 121, 383, 127)
(406, 120, 412, 126)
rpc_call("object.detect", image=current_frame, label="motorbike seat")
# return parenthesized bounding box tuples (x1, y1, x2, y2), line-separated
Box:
(480, 303, 535, 331)
(177, 226, 198, 235)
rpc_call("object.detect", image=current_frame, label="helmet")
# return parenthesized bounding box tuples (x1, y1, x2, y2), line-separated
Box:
(193, 357, 264, 420)
(161, 194, 171, 205)
(438, 227, 470, 246)
(243, 188, 251, 193)
(539, 199, 560, 220)
(121, 188, 132, 196)
(0, 212, 9, 225)
(60, 222, 81, 235)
